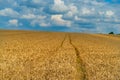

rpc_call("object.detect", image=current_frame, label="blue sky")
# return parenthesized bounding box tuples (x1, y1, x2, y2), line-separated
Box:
(0, 0, 120, 33)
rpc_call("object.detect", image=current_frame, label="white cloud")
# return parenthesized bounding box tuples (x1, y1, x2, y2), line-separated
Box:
(106, 10, 114, 17)
(81, 7, 95, 15)
(91, 0, 105, 6)
(0, 8, 19, 17)
(37, 15, 46, 20)
(8, 19, 18, 27)
(74, 16, 88, 22)
(51, 14, 71, 27)
(21, 14, 36, 19)
(62, 4, 78, 20)
(30, 15, 48, 26)
(65, 11, 73, 18)
(51, 0, 68, 13)
(39, 22, 50, 27)
(99, 11, 105, 15)
(21, 13, 47, 20)
(69, 5, 78, 14)
(66, 4, 78, 16)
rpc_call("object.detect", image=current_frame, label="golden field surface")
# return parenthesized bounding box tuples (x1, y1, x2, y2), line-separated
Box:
(0, 30, 120, 80)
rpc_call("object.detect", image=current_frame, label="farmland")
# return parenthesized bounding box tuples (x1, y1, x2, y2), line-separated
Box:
(0, 30, 120, 80)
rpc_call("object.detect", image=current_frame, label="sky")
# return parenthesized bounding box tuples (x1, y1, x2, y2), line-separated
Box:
(0, 0, 120, 33)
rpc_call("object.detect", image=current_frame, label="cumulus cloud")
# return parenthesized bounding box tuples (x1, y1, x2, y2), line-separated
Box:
(81, 8, 91, 15)
(21, 14, 36, 19)
(62, 4, 78, 20)
(51, 0, 68, 13)
(39, 22, 50, 27)
(30, 15, 48, 27)
(51, 14, 71, 27)
(8, 19, 19, 27)
(0, 8, 19, 17)
(21, 13, 47, 20)
(106, 10, 114, 17)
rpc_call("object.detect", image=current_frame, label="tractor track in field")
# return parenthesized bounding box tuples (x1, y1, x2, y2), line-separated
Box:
(29, 33, 88, 80)
(55, 33, 88, 80)
(68, 34, 88, 80)
(55, 34, 67, 51)
(60, 34, 67, 47)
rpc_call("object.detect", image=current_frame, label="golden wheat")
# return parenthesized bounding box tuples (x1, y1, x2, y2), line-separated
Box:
(70, 33, 120, 80)
(0, 30, 120, 80)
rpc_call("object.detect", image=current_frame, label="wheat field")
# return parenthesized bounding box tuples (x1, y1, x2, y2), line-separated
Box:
(0, 30, 120, 80)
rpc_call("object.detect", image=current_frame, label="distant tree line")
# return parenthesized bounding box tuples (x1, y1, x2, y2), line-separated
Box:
(108, 32, 120, 35)
(109, 32, 114, 34)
